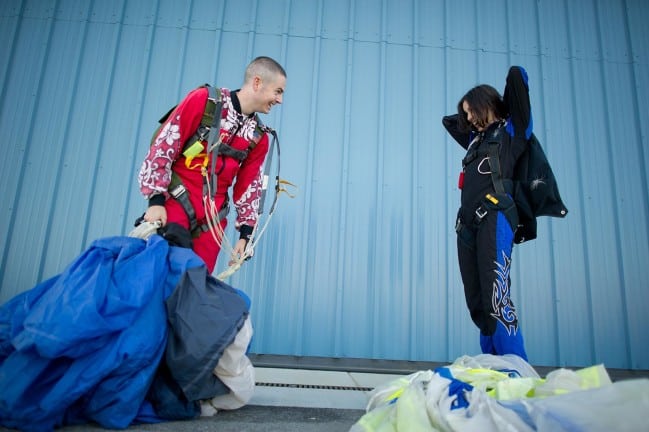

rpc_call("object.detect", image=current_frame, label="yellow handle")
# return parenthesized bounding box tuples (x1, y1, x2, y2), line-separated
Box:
(183, 140, 205, 158)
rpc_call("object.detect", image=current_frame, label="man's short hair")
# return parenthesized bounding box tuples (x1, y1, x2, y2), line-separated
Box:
(244, 56, 287, 83)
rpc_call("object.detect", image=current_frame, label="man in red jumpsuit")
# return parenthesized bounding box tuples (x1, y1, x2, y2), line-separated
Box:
(137, 56, 287, 273)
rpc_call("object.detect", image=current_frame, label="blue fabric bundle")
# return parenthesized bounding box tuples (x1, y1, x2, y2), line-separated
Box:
(0, 235, 204, 431)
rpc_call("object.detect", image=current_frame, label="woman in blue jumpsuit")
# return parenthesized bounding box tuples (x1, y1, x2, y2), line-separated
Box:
(443, 66, 532, 360)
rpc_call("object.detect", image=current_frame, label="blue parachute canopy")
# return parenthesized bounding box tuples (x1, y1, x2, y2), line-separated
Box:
(0, 235, 205, 431)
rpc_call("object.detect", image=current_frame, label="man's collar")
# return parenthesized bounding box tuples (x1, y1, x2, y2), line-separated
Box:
(230, 90, 255, 118)
(231, 89, 242, 114)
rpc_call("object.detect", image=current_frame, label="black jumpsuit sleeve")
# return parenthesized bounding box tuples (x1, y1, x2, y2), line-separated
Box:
(503, 66, 532, 140)
(442, 114, 471, 150)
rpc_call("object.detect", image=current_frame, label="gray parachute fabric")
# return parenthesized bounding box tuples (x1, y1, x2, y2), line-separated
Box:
(147, 265, 250, 419)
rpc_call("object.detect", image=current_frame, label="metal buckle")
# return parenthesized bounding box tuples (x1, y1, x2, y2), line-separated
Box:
(475, 206, 488, 220)
(196, 125, 210, 141)
(169, 184, 187, 199)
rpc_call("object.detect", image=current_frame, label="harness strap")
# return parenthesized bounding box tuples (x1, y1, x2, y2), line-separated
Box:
(167, 85, 223, 233)
(205, 86, 223, 194)
(455, 199, 519, 248)
(217, 143, 249, 161)
(462, 149, 480, 168)
(169, 183, 198, 233)
(487, 140, 506, 194)
(168, 182, 229, 238)
(455, 217, 475, 247)
(193, 199, 230, 238)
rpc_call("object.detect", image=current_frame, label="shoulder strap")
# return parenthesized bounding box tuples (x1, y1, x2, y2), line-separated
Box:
(250, 113, 272, 151)
(164, 85, 223, 232)
(487, 140, 505, 194)
(486, 127, 506, 194)
(204, 85, 222, 149)
(205, 85, 223, 194)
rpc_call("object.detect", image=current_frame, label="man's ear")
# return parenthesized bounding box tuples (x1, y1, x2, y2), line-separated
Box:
(252, 75, 262, 91)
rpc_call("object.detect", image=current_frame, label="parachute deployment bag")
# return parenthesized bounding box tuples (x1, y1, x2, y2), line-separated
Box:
(488, 131, 568, 243)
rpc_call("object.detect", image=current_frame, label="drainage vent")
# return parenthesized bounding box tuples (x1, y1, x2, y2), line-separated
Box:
(256, 382, 373, 392)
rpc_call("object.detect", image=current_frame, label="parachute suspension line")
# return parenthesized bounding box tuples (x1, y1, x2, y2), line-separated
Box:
(201, 133, 237, 263)
(215, 129, 296, 281)
(201, 163, 235, 257)
(240, 136, 297, 256)
(215, 134, 277, 281)
(202, 192, 227, 249)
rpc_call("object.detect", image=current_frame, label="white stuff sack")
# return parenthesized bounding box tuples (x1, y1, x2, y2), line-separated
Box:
(201, 316, 255, 414)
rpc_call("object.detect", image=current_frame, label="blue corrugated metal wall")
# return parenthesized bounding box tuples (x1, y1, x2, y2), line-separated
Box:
(1, 0, 648, 369)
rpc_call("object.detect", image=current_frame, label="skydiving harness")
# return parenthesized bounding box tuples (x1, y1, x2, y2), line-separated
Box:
(157, 84, 296, 280)
(139, 84, 296, 279)
(455, 121, 567, 244)
(155, 84, 279, 238)
(455, 123, 519, 244)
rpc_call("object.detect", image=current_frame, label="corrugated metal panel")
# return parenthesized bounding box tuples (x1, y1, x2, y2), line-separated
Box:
(1, 0, 648, 369)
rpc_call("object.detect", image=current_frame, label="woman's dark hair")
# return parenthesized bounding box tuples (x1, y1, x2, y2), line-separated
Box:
(456, 84, 508, 133)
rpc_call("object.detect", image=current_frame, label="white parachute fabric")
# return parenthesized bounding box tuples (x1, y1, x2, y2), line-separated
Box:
(351, 354, 649, 432)
(200, 316, 256, 415)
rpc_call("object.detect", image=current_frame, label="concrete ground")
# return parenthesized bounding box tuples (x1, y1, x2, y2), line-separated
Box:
(2, 355, 648, 432)
(51, 406, 365, 432)
(0, 365, 380, 432)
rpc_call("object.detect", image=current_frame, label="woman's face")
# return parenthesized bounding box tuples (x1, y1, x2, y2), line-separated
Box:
(462, 100, 496, 131)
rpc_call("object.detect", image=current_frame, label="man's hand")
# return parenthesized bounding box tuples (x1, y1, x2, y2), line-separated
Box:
(229, 238, 253, 266)
(144, 205, 167, 226)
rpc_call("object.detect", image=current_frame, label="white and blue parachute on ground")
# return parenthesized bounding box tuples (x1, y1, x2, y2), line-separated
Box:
(351, 354, 649, 432)
(0, 233, 255, 432)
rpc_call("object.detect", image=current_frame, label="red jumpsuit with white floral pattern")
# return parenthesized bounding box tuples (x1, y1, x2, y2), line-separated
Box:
(138, 87, 269, 273)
